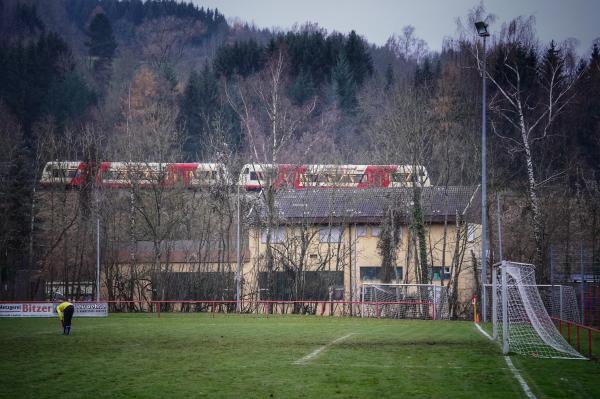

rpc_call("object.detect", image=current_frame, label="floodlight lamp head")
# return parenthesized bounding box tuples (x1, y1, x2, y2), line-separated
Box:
(475, 21, 490, 37)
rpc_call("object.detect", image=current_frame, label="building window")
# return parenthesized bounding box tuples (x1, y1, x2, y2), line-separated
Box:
(258, 271, 343, 300)
(370, 226, 381, 237)
(467, 224, 476, 242)
(356, 225, 368, 237)
(431, 266, 451, 280)
(319, 226, 343, 243)
(261, 227, 286, 244)
(360, 266, 403, 281)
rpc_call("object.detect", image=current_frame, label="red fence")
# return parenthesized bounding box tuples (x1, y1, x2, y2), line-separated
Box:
(0, 299, 439, 319)
(552, 317, 600, 359)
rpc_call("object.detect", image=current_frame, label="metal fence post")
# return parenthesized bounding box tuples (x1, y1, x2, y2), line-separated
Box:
(492, 264, 498, 340)
(501, 261, 509, 354)
(550, 248, 555, 318)
(360, 284, 364, 318)
(560, 285, 564, 320)
(433, 288, 437, 320)
(581, 242, 585, 325)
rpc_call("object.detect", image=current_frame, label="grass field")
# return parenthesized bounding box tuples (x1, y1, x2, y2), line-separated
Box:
(1, 314, 599, 398)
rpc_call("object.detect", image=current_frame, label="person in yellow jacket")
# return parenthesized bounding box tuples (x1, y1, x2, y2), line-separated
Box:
(56, 301, 75, 335)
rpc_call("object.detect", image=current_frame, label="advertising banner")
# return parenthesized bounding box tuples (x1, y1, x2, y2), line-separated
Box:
(74, 302, 108, 317)
(0, 302, 108, 317)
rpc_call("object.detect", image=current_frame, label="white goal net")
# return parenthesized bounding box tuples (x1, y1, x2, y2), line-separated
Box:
(360, 283, 449, 320)
(492, 261, 584, 359)
(485, 283, 581, 324)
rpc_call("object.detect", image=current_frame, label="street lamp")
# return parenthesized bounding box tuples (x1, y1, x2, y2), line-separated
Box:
(475, 20, 489, 322)
(236, 182, 241, 312)
(475, 21, 490, 38)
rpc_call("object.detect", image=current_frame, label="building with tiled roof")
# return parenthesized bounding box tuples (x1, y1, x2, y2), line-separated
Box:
(246, 187, 481, 317)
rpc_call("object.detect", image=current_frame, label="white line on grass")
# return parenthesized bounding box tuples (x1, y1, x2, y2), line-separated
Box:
(314, 363, 507, 370)
(293, 333, 355, 365)
(474, 323, 493, 341)
(504, 356, 537, 399)
(473, 323, 537, 399)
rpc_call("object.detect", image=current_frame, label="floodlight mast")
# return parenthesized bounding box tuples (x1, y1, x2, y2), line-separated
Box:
(475, 20, 489, 322)
(236, 183, 241, 312)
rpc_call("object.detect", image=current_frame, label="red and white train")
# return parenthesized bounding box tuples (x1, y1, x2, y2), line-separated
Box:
(40, 162, 224, 189)
(40, 162, 430, 190)
(239, 164, 430, 190)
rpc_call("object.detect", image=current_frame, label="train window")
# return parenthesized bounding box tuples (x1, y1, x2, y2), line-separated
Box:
(198, 171, 217, 181)
(51, 168, 65, 178)
(339, 174, 352, 184)
(391, 173, 409, 183)
(107, 170, 129, 181)
(67, 169, 77, 178)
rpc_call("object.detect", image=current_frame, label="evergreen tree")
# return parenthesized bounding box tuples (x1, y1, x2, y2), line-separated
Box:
(15, 3, 45, 36)
(332, 55, 357, 113)
(384, 63, 395, 92)
(0, 32, 74, 136)
(343, 30, 373, 87)
(179, 63, 219, 159)
(289, 68, 316, 105)
(43, 72, 97, 131)
(415, 57, 434, 88)
(539, 40, 565, 93)
(86, 12, 117, 59)
(214, 40, 264, 78)
(85, 12, 117, 72)
(572, 44, 600, 173)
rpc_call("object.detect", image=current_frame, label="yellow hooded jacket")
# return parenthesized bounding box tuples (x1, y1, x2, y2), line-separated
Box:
(56, 301, 73, 321)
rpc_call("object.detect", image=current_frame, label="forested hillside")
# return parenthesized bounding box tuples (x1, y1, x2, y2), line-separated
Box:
(0, 0, 598, 299)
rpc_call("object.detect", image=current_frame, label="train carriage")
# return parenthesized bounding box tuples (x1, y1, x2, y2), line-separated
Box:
(40, 162, 230, 189)
(41, 162, 430, 190)
(239, 163, 431, 190)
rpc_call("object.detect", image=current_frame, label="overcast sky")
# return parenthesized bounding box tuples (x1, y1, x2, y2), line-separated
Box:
(194, 0, 599, 54)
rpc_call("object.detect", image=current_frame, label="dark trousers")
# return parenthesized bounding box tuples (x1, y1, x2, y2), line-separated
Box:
(63, 305, 74, 334)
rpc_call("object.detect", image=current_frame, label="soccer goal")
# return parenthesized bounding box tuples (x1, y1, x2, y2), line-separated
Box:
(485, 283, 581, 324)
(360, 283, 449, 320)
(492, 261, 584, 359)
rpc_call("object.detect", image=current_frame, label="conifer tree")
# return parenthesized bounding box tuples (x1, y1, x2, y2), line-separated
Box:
(179, 63, 219, 159)
(332, 55, 357, 113)
(343, 30, 373, 87)
(85, 12, 117, 75)
(384, 63, 395, 92)
(289, 68, 316, 105)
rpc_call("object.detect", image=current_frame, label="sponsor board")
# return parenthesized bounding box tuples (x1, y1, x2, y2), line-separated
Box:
(74, 303, 108, 317)
(0, 302, 108, 317)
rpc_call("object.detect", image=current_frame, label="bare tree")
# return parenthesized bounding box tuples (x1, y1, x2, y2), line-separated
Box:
(225, 47, 316, 306)
(136, 16, 205, 74)
(474, 18, 583, 281)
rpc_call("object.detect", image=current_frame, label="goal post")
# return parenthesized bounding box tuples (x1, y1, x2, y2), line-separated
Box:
(485, 283, 581, 325)
(492, 261, 585, 359)
(360, 283, 449, 320)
